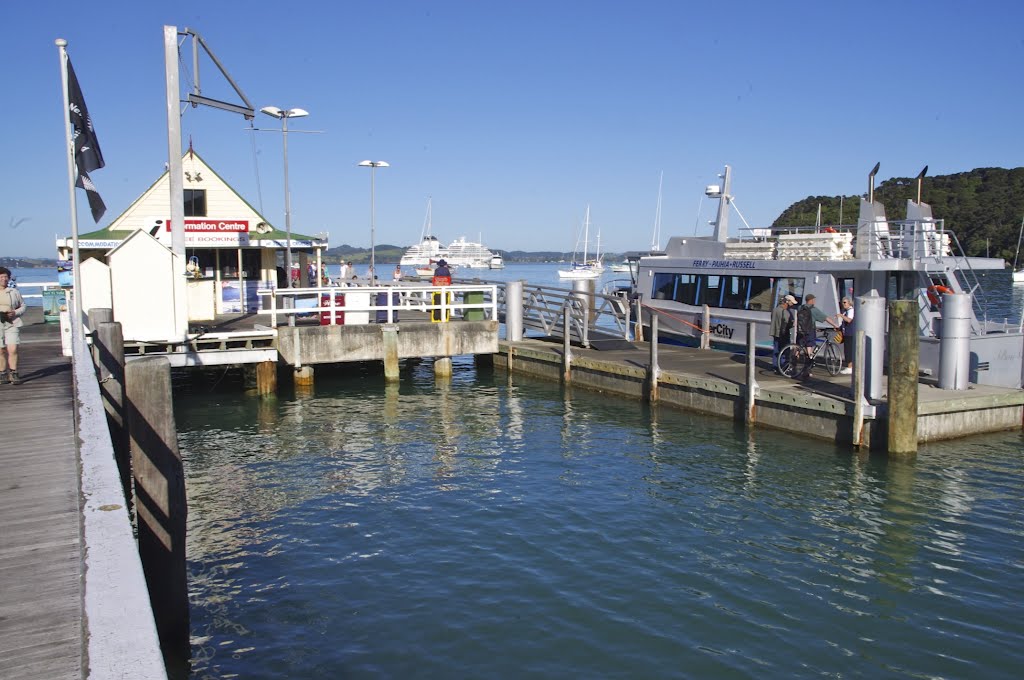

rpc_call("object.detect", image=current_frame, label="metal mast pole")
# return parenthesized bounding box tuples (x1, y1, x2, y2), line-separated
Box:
(370, 165, 376, 279)
(282, 115, 293, 284)
(55, 39, 83, 330)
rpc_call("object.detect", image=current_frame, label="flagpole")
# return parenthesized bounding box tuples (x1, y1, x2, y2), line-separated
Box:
(56, 38, 84, 332)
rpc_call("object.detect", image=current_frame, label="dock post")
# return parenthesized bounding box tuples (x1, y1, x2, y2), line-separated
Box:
(648, 312, 660, 402)
(858, 292, 887, 401)
(87, 307, 113, 367)
(382, 324, 400, 381)
(852, 329, 866, 447)
(634, 299, 644, 342)
(887, 300, 919, 456)
(96, 320, 130, 500)
(701, 305, 711, 349)
(745, 323, 758, 424)
(435, 356, 453, 378)
(562, 305, 573, 383)
(505, 280, 524, 341)
(256, 360, 277, 396)
(126, 357, 189, 663)
(939, 293, 971, 390)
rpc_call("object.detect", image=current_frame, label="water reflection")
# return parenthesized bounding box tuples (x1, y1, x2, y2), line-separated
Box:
(179, 360, 1024, 679)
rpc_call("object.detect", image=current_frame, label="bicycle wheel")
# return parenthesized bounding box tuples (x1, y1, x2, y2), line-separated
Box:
(822, 341, 843, 376)
(778, 344, 806, 378)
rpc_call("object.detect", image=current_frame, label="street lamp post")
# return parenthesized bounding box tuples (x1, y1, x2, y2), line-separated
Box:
(358, 160, 389, 279)
(261, 106, 309, 286)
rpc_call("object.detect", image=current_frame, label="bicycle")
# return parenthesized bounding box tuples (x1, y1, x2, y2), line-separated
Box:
(777, 328, 843, 378)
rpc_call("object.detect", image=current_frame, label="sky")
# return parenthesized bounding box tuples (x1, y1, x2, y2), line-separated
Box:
(4, 0, 1023, 258)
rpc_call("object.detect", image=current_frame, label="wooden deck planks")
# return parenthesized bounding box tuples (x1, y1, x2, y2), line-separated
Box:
(0, 309, 84, 680)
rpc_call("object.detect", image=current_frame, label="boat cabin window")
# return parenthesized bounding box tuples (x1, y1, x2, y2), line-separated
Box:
(649, 272, 794, 311)
(775, 277, 806, 306)
(701, 275, 722, 307)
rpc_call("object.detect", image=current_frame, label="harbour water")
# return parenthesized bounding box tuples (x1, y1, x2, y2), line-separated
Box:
(179, 268, 1024, 678)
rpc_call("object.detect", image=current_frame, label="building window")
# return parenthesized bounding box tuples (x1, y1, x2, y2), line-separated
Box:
(184, 189, 207, 217)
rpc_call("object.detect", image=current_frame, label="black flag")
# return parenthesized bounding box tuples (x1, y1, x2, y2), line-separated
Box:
(67, 57, 106, 222)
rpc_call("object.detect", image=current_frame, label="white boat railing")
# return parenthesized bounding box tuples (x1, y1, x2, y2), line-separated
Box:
(261, 282, 498, 328)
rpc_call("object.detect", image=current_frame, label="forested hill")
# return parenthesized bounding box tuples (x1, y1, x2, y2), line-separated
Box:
(773, 167, 1024, 260)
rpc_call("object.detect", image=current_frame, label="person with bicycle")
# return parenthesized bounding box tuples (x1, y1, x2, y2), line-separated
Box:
(795, 294, 841, 380)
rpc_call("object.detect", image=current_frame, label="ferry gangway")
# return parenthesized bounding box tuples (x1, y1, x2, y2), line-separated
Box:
(264, 282, 499, 327)
(508, 282, 632, 348)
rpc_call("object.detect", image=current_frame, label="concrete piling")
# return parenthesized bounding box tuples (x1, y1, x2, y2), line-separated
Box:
(648, 312, 660, 403)
(382, 325, 400, 380)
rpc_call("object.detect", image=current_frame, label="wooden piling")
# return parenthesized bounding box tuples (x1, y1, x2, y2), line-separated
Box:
(255, 360, 277, 396)
(745, 323, 757, 424)
(852, 329, 866, 447)
(887, 300, 919, 456)
(87, 307, 113, 368)
(701, 305, 711, 349)
(126, 357, 189, 662)
(96, 321, 130, 501)
(648, 312, 660, 402)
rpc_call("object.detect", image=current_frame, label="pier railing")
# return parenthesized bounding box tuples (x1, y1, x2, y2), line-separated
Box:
(262, 282, 499, 328)
(510, 283, 632, 348)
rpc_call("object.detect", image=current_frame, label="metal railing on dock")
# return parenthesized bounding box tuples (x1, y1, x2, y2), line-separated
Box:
(262, 282, 499, 327)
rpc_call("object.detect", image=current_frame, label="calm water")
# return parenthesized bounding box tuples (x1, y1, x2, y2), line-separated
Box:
(179, 341, 1024, 678)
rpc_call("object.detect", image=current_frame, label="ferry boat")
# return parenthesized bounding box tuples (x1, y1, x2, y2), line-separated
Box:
(631, 165, 1024, 389)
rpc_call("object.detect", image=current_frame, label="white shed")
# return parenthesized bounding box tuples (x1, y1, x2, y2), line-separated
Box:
(106, 229, 179, 342)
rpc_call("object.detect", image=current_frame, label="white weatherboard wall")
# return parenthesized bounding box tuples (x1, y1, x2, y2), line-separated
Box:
(80, 257, 112, 322)
(108, 230, 178, 341)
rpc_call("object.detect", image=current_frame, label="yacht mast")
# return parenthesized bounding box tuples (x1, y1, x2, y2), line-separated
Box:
(651, 170, 663, 251)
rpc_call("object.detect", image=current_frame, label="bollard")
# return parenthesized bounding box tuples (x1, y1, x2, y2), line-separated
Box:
(126, 357, 189, 661)
(887, 300, 919, 456)
(294, 365, 314, 387)
(939, 293, 971, 390)
(857, 292, 887, 402)
(572, 278, 596, 327)
(648, 312, 659, 402)
(505, 280, 524, 341)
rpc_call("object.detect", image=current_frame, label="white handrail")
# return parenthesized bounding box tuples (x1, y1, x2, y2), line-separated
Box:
(259, 282, 498, 328)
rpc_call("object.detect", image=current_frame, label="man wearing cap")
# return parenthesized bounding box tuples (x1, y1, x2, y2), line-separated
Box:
(770, 294, 797, 373)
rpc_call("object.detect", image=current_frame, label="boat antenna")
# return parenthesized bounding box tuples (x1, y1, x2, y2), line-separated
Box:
(915, 165, 928, 204)
(651, 170, 663, 251)
(1013, 215, 1024, 272)
(711, 165, 732, 243)
(868, 162, 880, 204)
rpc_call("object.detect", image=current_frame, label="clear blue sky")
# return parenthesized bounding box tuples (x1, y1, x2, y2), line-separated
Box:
(5, 0, 1023, 257)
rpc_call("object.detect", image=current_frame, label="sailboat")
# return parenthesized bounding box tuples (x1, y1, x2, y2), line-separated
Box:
(1013, 216, 1024, 283)
(558, 206, 603, 280)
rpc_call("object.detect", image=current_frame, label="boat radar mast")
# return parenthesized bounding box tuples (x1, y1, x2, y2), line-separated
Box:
(707, 165, 733, 243)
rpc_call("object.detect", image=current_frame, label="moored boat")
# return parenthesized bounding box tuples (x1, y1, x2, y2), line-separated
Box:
(632, 164, 1024, 389)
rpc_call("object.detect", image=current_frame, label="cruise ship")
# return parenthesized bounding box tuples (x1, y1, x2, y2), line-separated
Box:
(399, 235, 495, 269)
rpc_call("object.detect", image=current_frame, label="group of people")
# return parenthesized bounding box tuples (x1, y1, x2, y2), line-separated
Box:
(770, 292, 854, 379)
(0, 267, 25, 385)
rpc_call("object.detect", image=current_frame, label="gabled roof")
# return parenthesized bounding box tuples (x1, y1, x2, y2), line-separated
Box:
(66, 149, 321, 244)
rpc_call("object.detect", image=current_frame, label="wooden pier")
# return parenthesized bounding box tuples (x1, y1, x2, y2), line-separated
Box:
(497, 337, 1024, 449)
(0, 309, 81, 678)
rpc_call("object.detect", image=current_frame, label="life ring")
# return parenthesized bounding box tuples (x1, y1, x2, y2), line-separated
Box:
(927, 284, 952, 307)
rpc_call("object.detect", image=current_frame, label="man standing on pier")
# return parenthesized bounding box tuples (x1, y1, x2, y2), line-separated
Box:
(0, 267, 25, 385)
(770, 294, 797, 373)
